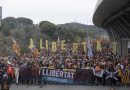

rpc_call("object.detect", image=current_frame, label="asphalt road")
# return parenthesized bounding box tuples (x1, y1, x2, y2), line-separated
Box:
(9, 85, 130, 90)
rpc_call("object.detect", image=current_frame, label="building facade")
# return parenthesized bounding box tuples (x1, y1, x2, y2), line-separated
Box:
(93, 0, 130, 56)
(0, 7, 2, 26)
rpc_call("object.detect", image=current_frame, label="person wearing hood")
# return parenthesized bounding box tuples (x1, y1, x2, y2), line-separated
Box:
(14, 64, 20, 85)
(1, 73, 10, 90)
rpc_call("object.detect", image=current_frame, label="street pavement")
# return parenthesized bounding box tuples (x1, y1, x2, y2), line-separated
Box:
(9, 85, 130, 90)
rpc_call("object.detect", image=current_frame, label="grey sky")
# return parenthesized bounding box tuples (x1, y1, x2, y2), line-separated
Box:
(0, 0, 98, 24)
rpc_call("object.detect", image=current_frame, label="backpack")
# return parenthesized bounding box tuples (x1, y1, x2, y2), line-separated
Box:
(3, 81, 9, 90)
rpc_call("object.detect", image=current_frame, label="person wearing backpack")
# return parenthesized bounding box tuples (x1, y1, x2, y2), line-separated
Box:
(1, 73, 10, 90)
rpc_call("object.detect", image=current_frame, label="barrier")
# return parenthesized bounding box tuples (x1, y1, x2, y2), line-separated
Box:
(41, 68, 95, 85)
(41, 68, 75, 84)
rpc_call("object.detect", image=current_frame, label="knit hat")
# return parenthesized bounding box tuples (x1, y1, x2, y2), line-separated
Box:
(3, 73, 8, 79)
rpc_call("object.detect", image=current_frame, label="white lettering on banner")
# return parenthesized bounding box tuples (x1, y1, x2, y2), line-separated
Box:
(64, 72, 68, 78)
(56, 71, 60, 77)
(42, 68, 75, 79)
(46, 69, 49, 76)
(67, 72, 71, 79)
(51, 70, 55, 77)
(42, 69, 46, 75)
(71, 73, 75, 79)
(59, 71, 64, 78)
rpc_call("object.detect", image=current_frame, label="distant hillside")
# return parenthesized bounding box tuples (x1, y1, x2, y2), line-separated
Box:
(59, 22, 89, 30)
(59, 22, 105, 32)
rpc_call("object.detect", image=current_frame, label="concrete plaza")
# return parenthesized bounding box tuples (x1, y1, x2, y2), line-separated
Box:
(9, 85, 129, 90)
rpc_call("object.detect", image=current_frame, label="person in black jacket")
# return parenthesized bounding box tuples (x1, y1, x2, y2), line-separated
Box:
(0, 69, 5, 84)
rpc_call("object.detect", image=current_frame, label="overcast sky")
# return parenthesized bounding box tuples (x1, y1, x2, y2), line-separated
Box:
(0, 0, 98, 24)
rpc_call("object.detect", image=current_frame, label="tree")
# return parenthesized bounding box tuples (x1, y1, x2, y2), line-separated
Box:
(1, 23, 12, 36)
(39, 21, 57, 36)
(16, 17, 33, 25)
(2, 17, 17, 29)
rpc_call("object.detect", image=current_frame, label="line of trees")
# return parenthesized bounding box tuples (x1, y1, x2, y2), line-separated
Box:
(0, 17, 108, 56)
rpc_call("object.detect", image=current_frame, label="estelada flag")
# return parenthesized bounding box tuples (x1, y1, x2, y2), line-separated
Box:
(121, 70, 129, 84)
(11, 37, 20, 56)
(29, 38, 40, 57)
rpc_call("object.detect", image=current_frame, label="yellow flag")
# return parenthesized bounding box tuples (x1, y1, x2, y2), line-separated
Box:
(61, 40, 66, 51)
(46, 40, 48, 50)
(40, 39, 43, 49)
(11, 37, 20, 56)
(96, 39, 102, 51)
(29, 38, 34, 49)
(29, 38, 39, 57)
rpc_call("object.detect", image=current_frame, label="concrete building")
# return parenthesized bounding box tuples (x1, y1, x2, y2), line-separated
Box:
(93, 0, 130, 56)
(0, 7, 2, 26)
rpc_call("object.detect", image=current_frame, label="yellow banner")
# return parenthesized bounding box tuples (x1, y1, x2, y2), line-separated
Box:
(61, 40, 66, 51)
(72, 43, 78, 53)
(52, 42, 57, 52)
(40, 39, 43, 49)
(46, 40, 48, 50)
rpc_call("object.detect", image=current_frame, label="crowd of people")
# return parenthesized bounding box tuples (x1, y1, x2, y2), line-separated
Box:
(0, 47, 130, 89)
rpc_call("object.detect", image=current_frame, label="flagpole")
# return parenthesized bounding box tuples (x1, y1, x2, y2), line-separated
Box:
(110, 28, 116, 54)
(86, 32, 93, 60)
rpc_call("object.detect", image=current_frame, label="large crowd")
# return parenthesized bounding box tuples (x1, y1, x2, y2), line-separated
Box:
(0, 48, 130, 89)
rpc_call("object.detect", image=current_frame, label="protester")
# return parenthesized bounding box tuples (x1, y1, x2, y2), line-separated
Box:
(1, 73, 10, 90)
(0, 46, 129, 86)
(95, 63, 102, 85)
(7, 65, 14, 84)
(14, 63, 19, 85)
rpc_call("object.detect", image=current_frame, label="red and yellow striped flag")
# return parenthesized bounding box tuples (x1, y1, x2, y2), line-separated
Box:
(11, 37, 20, 56)
(29, 38, 40, 57)
(121, 70, 129, 85)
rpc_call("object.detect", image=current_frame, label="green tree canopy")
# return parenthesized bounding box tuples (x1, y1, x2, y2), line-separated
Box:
(39, 21, 57, 36)
(17, 17, 33, 25)
(2, 17, 17, 29)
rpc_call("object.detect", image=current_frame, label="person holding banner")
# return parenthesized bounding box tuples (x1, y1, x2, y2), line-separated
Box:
(95, 63, 102, 86)
(32, 62, 40, 85)
(7, 65, 14, 84)
(106, 64, 117, 86)
(48, 61, 55, 69)
(39, 65, 44, 87)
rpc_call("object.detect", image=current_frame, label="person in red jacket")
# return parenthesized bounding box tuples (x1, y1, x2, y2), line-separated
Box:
(7, 65, 14, 84)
